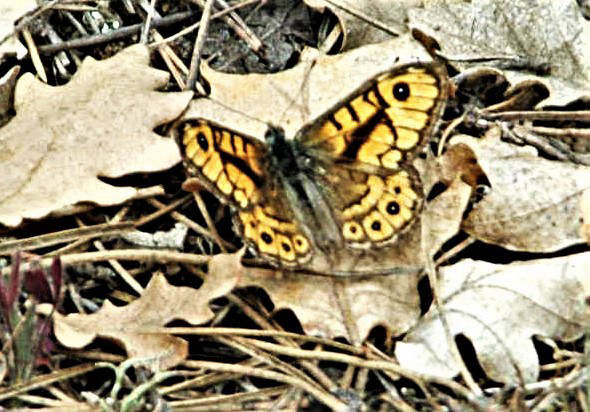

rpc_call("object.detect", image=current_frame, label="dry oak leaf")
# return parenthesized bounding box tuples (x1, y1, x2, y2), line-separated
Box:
(456, 132, 590, 252)
(303, 0, 421, 51)
(409, 0, 590, 106)
(44, 271, 237, 370)
(186, 35, 433, 141)
(211, 179, 471, 344)
(0, 44, 193, 227)
(396, 252, 590, 384)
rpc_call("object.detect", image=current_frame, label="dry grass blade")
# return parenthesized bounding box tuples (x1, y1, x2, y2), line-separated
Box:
(0, 222, 133, 255)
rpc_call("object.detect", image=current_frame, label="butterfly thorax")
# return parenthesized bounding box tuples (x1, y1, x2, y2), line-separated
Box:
(265, 126, 344, 254)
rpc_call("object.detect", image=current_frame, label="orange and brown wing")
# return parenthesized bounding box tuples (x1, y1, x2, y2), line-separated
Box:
(176, 119, 312, 266)
(299, 63, 448, 248)
(299, 63, 448, 170)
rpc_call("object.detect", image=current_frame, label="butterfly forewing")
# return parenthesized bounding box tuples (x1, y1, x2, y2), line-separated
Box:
(176, 119, 313, 267)
(299, 64, 447, 170)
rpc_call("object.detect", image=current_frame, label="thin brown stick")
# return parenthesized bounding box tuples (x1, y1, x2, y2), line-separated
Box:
(0, 249, 210, 277)
(186, 0, 216, 90)
(146, 198, 235, 251)
(145, 326, 363, 354)
(0, 222, 132, 255)
(183, 361, 348, 411)
(134, 195, 192, 228)
(192, 192, 228, 253)
(36, 11, 197, 55)
(0, 364, 97, 402)
(483, 110, 590, 121)
(169, 386, 288, 408)
(150, 0, 261, 48)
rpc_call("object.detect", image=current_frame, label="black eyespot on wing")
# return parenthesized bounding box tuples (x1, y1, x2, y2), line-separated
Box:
(197, 132, 209, 151)
(386, 201, 400, 215)
(261, 232, 273, 244)
(393, 82, 410, 101)
(281, 242, 291, 252)
(371, 220, 381, 231)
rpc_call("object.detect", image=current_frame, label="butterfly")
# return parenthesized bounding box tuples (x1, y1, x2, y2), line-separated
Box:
(175, 63, 449, 276)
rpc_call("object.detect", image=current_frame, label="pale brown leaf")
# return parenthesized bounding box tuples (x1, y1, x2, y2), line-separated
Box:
(186, 35, 432, 141)
(0, 0, 36, 60)
(303, 0, 420, 50)
(458, 132, 590, 252)
(0, 44, 193, 227)
(410, 0, 590, 106)
(45, 271, 238, 370)
(396, 253, 590, 383)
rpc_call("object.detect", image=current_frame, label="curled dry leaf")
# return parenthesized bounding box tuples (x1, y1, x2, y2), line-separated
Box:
(0, 44, 193, 227)
(458, 132, 590, 252)
(396, 253, 590, 383)
(44, 271, 238, 370)
(409, 0, 590, 106)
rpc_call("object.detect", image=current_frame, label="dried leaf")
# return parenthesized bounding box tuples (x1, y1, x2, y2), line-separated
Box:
(186, 36, 432, 141)
(46, 271, 237, 370)
(458, 132, 590, 252)
(303, 0, 420, 50)
(396, 253, 590, 383)
(203, 179, 470, 343)
(410, 0, 590, 106)
(0, 1, 36, 60)
(0, 44, 193, 227)
(0, 66, 19, 121)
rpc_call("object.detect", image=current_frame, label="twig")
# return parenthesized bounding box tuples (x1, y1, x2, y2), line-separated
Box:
(145, 198, 235, 250)
(186, 0, 216, 90)
(22, 28, 47, 82)
(0, 250, 210, 277)
(140, 0, 158, 44)
(192, 192, 227, 253)
(0, 222, 133, 255)
(483, 110, 590, 121)
(322, 0, 402, 36)
(149, 0, 261, 48)
(36, 11, 197, 55)
(134, 195, 192, 228)
(182, 361, 349, 411)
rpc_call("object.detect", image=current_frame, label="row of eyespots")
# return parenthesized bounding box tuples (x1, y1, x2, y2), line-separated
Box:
(342, 171, 419, 243)
(239, 211, 310, 263)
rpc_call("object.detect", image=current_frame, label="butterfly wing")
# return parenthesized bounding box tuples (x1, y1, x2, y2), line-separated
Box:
(297, 63, 448, 248)
(175, 120, 312, 266)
